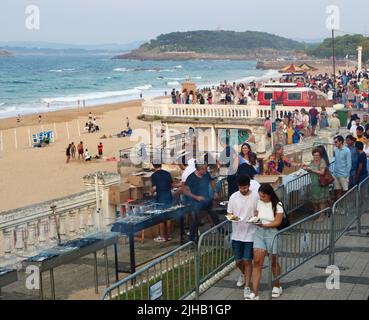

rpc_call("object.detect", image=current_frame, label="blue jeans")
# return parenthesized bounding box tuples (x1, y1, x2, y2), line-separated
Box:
(189, 199, 220, 242)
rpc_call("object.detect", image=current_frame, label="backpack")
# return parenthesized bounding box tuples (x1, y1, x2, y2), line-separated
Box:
(274, 202, 290, 231)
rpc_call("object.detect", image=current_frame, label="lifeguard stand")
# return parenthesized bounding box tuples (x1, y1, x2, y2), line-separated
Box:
(181, 77, 197, 102)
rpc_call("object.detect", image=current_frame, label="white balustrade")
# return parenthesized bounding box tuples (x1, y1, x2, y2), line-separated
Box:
(142, 100, 333, 120)
(87, 206, 95, 232)
(78, 208, 86, 234)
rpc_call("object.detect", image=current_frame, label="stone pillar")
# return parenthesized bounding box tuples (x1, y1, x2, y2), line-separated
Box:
(358, 46, 363, 74)
(38, 218, 48, 247)
(59, 213, 67, 241)
(26, 222, 36, 254)
(48, 216, 57, 245)
(83, 172, 121, 230)
(87, 206, 95, 232)
(78, 207, 86, 235)
(3, 228, 13, 259)
(68, 210, 77, 237)
(15, 226, 25, 254)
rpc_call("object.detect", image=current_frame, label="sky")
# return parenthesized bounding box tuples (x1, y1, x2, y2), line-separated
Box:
(0, 0, 369, 45)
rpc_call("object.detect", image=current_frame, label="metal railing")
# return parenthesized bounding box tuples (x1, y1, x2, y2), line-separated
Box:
(100, 241, 197, 300)
(267, 207, 332, 299)
(197, 221, 233, 286)
(267, 175, 369, 299)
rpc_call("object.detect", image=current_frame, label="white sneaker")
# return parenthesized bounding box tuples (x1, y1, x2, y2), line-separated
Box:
(236, 275, 245, 287)
(246, 292, 259, 300)
(272, 286, 283, 298)
(243, 287, 251, 299)
(153, 236, 166, 243)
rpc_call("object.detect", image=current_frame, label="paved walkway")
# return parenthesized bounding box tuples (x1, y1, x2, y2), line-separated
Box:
(199, 212, 369, 300)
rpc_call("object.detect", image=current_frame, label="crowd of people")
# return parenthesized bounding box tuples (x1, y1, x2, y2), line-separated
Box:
(65, 141, 104, 163)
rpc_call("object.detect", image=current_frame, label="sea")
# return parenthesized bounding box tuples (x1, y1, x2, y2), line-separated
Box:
(0, 54, 279, 119)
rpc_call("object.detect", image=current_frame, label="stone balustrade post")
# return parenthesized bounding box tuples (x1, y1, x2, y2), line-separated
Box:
(26, 222, 36, 254)
(15, 225, 25, 254)
(38, 218, 48, 247)
(68, 210, 77, 237)
(3, 228, 14, 259)
(79, 207, 87, 234)
(59, 213, 67, 241)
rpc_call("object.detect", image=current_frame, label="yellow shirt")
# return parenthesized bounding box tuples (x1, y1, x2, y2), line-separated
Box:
(287, 127, 294, 144)
(356, 136, 364, 143)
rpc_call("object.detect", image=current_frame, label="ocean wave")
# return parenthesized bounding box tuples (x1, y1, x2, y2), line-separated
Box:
(113, 67, 129, 72)
(49, 68, 75, 73)
(234, 69, 280, 84)
(135, 84, 153, 91)
(0, 106, 17, 113)
(175, 65, 183, 69)
(167, 81, 180, 86)
(0, 102, 5, 107)
(42, 87, 148, 104)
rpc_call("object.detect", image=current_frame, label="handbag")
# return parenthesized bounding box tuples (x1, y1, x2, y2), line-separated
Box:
(319, 167, 334, 186)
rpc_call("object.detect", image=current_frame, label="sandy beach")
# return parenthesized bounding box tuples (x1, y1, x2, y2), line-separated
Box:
(0, 99, 148, 212)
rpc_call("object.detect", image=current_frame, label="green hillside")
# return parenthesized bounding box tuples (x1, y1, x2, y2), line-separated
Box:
(307, 34, 369, 61)
(143, 30, 306, 54)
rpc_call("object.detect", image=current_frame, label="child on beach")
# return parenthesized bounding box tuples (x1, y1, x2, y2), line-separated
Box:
(70, 142, 76, 159)
(66, 144, 71, 163)
(77, 141, 84, 159)
(98, 142, 103, 158)
(84, 149, 91, 161)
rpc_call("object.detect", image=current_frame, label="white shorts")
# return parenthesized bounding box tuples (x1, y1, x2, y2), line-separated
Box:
(334, 177, 349, 191)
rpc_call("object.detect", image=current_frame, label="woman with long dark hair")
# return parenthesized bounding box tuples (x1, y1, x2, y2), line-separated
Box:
(247, 184, 283, 300)
(302, 147, 330, 221)
(238, 143, 259, 174)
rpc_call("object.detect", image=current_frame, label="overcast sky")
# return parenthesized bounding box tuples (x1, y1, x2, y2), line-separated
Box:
(1, 0, 368, 44)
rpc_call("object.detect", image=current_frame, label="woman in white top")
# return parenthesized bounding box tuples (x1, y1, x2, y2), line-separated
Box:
(363, 134, 369, 172)
(247, 184, 284, 300)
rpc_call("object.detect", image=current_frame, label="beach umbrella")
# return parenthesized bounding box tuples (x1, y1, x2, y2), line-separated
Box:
(299, 63, 318, 72)
(278, 64, 304, 73)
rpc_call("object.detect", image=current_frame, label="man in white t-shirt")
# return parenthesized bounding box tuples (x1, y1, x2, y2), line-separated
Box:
(227, 175, 259, 299)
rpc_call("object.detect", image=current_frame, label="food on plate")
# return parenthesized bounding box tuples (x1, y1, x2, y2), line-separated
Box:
(247, 216, 261, 223)
(226, 214, 240, 221)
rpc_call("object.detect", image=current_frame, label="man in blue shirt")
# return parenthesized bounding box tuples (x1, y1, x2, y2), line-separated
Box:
(183, 161, 220, 242)
(345, 135, 358, 188)
(333, 135, 352, 200)
(151, 164, 173, 242)
(354, 141, 368, 185)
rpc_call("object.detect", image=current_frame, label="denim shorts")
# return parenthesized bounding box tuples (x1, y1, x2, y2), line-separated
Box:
(253, 227, 279, 254)
(232, 240, 253, 261)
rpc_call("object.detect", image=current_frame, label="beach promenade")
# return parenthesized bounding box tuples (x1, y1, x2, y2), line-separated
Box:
(199, 212, 369, 301)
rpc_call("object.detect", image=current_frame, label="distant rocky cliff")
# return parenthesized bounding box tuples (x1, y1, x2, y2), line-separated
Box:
(0, 50, 13, 57)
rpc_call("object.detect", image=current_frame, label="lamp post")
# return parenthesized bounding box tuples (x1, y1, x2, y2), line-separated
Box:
(270, 99, 276, 150)
(332, 29, 336, 91)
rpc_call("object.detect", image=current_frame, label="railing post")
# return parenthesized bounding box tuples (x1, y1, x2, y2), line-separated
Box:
(356, 184, 361, 234)
(267, 239, 274, 300)
(328, 207, 335, 266)
(195, 242, 200, 300)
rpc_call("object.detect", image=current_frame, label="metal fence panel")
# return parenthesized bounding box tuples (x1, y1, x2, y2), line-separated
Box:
(197, 220, 234, 285)
(100, 241, 197, 300)
(332, 186, 358, 242)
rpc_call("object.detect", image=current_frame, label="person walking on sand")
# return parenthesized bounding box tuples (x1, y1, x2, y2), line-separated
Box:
(70, 142, 76, 159)
(98, 142, 103, 158)
(17, 114, 21, 124)
(77, 141, 84, 160)
(66, 144, 71, 163)
(126, 117, 130, 128)
(38, 115, 42, 123)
